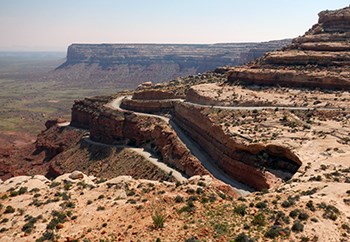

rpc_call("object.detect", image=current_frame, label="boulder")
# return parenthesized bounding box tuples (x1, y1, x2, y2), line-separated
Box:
(69, 171, 84, 180)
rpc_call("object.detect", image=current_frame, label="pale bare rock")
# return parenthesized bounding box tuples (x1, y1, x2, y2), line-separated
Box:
(68, 171, 84, 180)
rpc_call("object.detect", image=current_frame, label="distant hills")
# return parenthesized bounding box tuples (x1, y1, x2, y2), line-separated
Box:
(54, 40, 291, 89)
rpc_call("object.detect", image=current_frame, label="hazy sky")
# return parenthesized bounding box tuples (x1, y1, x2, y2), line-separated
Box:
(0, 0, 349, 51)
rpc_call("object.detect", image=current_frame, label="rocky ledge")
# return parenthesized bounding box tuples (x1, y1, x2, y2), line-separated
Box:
(228, 6, 350, 90)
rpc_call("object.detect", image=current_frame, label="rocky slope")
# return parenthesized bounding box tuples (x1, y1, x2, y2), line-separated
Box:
(0, 172, 349, 242)
(228, 6, 350, 89)
(54, 41, 290, 88)
(0, 118, 174, 182)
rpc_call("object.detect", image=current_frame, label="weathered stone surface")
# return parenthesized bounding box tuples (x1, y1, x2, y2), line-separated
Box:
(45, 118, 67, 129)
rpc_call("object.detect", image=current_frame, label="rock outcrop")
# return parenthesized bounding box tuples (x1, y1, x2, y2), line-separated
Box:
(228, 6, 350, 89)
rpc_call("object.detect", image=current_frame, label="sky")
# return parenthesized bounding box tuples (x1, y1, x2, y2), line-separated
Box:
(0, 0, 349, 51)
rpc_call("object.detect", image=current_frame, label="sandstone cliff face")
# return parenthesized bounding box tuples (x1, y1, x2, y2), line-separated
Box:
(70, 97, 209, 178)
(55, 41, 290, 88)
(121, 99, 177, 114)
(173, 103, 301, 190)
(228, 6, 350, 89)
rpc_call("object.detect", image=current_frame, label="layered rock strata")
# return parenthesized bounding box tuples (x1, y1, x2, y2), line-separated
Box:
(228, 6, 350, 89)
(119, 94, 301, 190)
(173, 103, 301, 190)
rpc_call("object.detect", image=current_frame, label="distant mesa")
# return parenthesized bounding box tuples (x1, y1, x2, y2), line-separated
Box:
(228, 6, 350, 90)
(54, 41, 290, 88)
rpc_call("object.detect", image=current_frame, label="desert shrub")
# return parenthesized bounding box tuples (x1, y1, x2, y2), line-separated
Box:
(301, 188, 318, 196)
(306, 200, 316, 211)
(234, 205, 247, 216)
(36, 230, 55, 242)
(179, 201, 196, 213)
(214, 222, 228, 236)
(49, 181, 60, 188)
(265, 225, 283, 239)
(252, 213, 265, 226)
(47, 211, 67, 230)
(196, 187, 204, 194)
(63, 182, 72, 191)
(187, 195, 198, 202)
(201, 197, 209, 203)
(4, 205, 15, 214)
(18, 187, 28, 195)
(255, 201, 268, 209)
(234, 233, 255, 242)
(96, 206, 105, 211)
(218, 192, 226, 200)
(311, 217, 318, 222)
(95, 178, 107, 184)
(291, 220, 304, 232)
(9, 190, 18, 197)
(174, 195, 184, 203)
(0, 218, 8, 224)
(319, 203, 340, 221)
(126, 190, 135, 196)
(30, 188, 40, 193)
(298, 212, 309, 221)
(289, 209, 300, 218)
(184, 236, 200, 242)
(152, 210, 165, 229)
(126, 198, 137, 204)
(186, 188, 195, 194)
(281, 200, 292, 208)
(22, 216, 38, 234)
(208, 194, 217, 202)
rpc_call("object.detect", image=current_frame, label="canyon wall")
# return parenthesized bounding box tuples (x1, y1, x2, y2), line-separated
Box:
(173, 103, 301, 190)
(117, 96, 301, 190)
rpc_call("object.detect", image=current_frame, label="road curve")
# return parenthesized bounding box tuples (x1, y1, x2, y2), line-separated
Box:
(119, 95, 344, 112)
(108, 96, 254, 196)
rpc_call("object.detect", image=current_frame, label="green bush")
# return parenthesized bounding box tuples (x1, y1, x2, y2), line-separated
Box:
(152, 210, 166, 229)
(234, 233, 255, 242)
(292, 220, 304, 232)
(234, 205, 247, 216)
(252, 213, 265, 226)
(4, 205, 15, 214)
(255, 201, 267, 209)
(175, 195, 184, 203)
